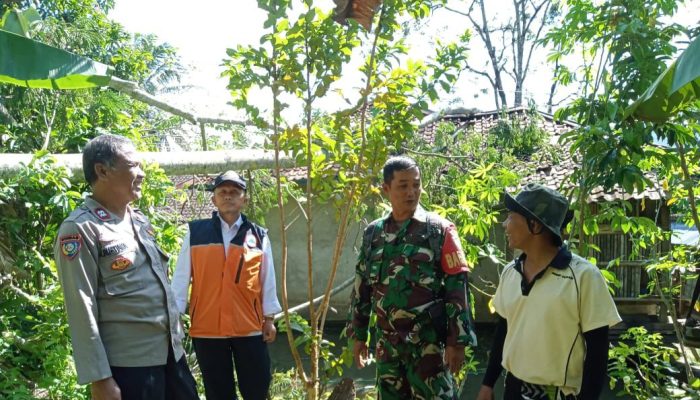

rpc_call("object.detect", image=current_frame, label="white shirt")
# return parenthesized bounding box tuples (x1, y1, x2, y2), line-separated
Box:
(172, 215, 282, 331)
(493, 253, 621, 395)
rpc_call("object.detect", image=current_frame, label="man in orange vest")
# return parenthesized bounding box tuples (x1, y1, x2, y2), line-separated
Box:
(173, 171, 282, 400)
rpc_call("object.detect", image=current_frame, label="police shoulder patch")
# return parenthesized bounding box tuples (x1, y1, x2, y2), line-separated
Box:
(60, 234, 82, 260)
(440, 226, 469, 274)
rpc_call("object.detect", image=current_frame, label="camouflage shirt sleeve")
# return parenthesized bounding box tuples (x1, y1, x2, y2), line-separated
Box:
(441, 224, 477, 347)
(346, 227, 373, 343)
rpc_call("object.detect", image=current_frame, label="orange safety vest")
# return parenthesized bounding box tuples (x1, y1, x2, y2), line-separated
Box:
(188, 213, 266, 337)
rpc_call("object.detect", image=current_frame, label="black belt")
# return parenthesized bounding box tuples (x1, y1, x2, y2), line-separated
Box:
(504, 372, 578, 400)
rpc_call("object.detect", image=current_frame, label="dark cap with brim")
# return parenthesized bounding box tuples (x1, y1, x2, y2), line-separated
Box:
(504, 183, 572, 246)
(208, 170, 246, 191)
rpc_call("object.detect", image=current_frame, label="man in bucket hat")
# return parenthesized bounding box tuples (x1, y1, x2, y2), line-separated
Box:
(172, 170, 282, 400)
(477, 183, 621, 400)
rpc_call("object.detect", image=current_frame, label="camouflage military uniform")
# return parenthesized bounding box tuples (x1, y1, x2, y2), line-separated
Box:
(348, 207, 477, 400)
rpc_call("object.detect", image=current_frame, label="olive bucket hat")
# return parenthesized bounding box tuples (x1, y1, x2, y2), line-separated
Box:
(504, 183, 573, 246)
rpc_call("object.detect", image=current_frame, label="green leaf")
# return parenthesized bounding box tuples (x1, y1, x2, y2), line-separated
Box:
(621, 220, 631, 234)
(0, 29, 113, 89)
(625, 34, 700, 122)
(621, 171, 635, 194)
(0, 8, 41, 37)
(277, 18, 289, 32)
(439, 80, 450, 92)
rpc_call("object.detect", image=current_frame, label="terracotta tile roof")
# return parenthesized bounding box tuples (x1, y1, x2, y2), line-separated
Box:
(166, 107, 664, 211)
(168, 174, 217, 222)
(167, 169, 310, 221)
(520, 157, 664, 202)
(273, 167, 308, 182)
(418, 107, 664, 202)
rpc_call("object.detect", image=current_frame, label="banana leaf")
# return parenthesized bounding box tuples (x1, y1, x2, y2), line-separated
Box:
(0, 28, 113, 89)
(1, 8, 41, 36)
(625, 35, 700, 123)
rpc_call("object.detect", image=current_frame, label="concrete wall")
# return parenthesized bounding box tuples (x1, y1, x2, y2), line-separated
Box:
(265, 201, 366, 321)
(264, 201, 508, 322)
(469, 220, 510, 323)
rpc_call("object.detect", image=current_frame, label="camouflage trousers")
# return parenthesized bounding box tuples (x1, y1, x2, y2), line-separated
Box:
(375, 331, 457, 400)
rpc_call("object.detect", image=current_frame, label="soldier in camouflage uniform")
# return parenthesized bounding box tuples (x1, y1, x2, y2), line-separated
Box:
(347, 156, 477, 400)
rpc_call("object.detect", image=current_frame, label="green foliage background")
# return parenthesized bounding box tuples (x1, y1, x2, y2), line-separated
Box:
(1, 0, 699, 398)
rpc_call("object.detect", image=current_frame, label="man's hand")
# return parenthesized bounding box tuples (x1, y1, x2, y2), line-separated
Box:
(90, 377, 121, 400)
(476, 384, 495, 400)
(353, 340, 369, 368)
(262, 318, 277, 343)
(445, 344, 465, 374)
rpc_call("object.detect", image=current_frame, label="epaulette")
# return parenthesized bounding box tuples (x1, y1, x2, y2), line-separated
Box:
(63, 204, 91, 223)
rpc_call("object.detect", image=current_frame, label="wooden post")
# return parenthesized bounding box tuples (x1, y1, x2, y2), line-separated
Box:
(200, 122, 208, 151)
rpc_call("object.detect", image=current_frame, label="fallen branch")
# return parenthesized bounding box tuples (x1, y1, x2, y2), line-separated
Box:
(108, 77, 257, 127)
(0, 150, 295, 179)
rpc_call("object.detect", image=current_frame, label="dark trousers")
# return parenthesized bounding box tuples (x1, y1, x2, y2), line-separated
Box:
(110, 346, 199, 400)
(193, 336, 271, 400)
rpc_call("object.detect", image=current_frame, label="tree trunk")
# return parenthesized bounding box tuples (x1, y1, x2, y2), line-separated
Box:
(511, 0, 552, 107)
(477, 0, 508, 108)
(448, 0, 553, 109)
(0, 150, 295, 180)
(547, 60, 560, 113)
(327, 378, 355, 400)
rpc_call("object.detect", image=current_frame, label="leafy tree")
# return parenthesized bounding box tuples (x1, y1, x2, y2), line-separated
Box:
(0, 0, 186, 153)
(542, 0, 683, 256)
(223, 0, 470, 397)
(544, 0, 700, 387)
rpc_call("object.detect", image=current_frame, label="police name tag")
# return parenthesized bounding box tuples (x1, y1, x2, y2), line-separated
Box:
(100, 242, 129, 257)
